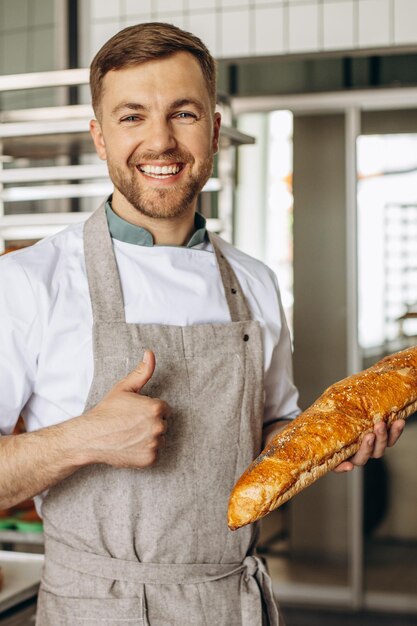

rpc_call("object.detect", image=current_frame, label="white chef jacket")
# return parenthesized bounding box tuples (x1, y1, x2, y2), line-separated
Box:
(0, 210, 299, 441)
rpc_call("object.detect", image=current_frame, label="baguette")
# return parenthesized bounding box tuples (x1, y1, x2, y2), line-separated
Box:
(228, 346, 417, 530)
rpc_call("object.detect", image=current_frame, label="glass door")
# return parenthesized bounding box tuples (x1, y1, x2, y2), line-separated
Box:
(357, 124, 417, 611)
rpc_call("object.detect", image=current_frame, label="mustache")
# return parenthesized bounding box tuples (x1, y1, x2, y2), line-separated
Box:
(128, 150, 194, 167)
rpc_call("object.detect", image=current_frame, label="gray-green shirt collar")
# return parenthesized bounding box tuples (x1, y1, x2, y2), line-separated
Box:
(105, 199, 207, 248)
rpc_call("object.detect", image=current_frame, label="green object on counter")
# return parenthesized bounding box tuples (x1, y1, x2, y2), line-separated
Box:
(0, 517, 17, 529)
(14, 519, 43, 533)
(0, 516, 43, 533)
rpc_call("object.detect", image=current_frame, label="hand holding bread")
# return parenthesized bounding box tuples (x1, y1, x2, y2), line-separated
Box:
(228, 346, 417, 530)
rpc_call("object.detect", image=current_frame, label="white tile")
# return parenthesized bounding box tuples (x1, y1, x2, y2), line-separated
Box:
(220, 0, 249, 7)
(155, 13, 189, 30)
(3, 0, 29, 30)
(32, 0, 55, 27)
(358, 0, 390, 48)
(91, 0, 121, 20)
(124, 0, 153, 15)
(394, 0, 417, 45)
(157, 0, 185, 12)
(121, 16, 154, 27)
(254, 7, 284, 55)
(323, 1, 354, 50)
(89, 21, 123, 64)
(288, 3, 319, 53)
(187, 0, 217, 9)
(2, 31, 28, 73)
(31, 26, 56, 71)
(189, 12, 217, 55)
(220, 9, 250, 57)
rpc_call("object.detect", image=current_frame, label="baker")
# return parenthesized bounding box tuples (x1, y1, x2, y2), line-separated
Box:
(0, 22, 404, 626)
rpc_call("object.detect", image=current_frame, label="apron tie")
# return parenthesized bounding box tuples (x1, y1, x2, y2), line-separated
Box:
(45, 538, 281, 625)
(241, 556, 281, 626)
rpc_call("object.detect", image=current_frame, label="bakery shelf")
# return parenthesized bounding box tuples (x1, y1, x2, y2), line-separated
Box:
(0, 532, 43, 547)
(0, 68, 89, 92)
(0, 163, 107, 183)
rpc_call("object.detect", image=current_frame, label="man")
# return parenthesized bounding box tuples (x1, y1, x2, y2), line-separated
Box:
(0, 23, 404, 626)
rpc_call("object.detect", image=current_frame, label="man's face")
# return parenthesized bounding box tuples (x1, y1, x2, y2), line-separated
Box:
(90, 52, 221, 220)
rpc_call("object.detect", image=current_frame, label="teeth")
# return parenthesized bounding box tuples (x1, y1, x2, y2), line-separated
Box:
(140, 164, 181, 175)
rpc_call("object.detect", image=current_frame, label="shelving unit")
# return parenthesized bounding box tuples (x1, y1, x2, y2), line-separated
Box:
(0, 531, 43, 550)
(383, 201, 417, 345)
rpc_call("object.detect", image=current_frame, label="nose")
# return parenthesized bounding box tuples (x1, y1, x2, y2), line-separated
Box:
(144, 117, 177, 155)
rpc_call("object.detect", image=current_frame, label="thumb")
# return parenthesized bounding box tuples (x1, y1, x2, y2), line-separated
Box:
(118, 349, 156, 394)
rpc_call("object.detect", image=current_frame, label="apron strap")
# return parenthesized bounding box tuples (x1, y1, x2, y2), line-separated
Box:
(45, 538, 281, 626)
(83, 203, 126, 322)
(208, 232, 252, 322)
(83, 204, 252, 324)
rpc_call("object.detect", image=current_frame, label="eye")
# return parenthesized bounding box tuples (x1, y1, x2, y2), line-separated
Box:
(174, 112, 197, 123)
(120, 115, 140, 123)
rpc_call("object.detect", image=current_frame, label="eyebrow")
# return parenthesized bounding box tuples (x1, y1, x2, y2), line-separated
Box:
(111, 98, 206, 117)
(170, 99, 205, 115)
(111, 102, 148, 117)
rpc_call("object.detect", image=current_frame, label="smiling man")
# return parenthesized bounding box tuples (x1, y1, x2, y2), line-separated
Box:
(90, 50, 220, 233)
(0, 22, 404, 626)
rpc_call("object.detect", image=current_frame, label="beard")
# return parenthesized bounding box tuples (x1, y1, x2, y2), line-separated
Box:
(107, 149, 214, 220)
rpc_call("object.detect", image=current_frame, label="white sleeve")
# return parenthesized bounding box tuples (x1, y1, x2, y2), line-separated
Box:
(0, 255, 41, 435)
(263, 272, 300, 428)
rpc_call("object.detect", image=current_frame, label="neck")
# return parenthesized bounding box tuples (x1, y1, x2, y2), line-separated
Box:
(111, 191, 197, 246)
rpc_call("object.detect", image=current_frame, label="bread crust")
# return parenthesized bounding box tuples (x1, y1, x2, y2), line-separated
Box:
(228, 346, 417, 530)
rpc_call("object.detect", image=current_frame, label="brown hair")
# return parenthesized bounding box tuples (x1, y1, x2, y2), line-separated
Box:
(90, 22, 217, 117)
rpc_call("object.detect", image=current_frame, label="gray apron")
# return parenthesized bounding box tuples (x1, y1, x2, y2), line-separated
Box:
(36, 205, 283, 626)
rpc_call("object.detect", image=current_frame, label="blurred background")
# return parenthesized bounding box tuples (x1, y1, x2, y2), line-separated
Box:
(1, 1, 417, 624)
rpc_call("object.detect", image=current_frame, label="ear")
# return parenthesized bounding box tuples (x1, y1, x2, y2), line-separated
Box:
(89, 119, 107, 161)
(212, 112, 221, 154)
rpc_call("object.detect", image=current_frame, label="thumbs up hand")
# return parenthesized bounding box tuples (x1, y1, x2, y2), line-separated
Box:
(79, 350, 170, 469)
(116, 349, 156, 394)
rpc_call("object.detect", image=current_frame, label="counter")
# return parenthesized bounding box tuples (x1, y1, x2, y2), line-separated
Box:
(0, 551, 43, 623)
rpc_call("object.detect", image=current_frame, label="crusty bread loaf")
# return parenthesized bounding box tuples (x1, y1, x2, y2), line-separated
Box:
(228, 346, 417, 530)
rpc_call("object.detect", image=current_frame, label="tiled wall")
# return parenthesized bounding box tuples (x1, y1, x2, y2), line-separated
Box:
(0, 0, 64, 108)
(80, 0, 417, 66)
(0, 0, 60, 75)
(1, 1, 416, 76)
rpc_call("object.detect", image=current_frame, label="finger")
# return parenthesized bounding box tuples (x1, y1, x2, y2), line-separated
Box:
(371, 422, 388, 458)
(387, 418, 405, 447)
(116, 349, 156, 394)
(348, 432, 375, 467)
(333, 460, 354, 473)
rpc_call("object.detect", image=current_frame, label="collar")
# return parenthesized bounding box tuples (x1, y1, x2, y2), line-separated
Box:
(105, 199, 207, 248)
